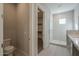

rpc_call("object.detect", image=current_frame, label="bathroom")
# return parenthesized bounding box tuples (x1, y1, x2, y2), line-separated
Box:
(3, 3, 30, 56)
(2, 3, 79, 56)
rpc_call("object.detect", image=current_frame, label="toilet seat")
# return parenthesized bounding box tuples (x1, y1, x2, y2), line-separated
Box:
(4, 46, 15, 54)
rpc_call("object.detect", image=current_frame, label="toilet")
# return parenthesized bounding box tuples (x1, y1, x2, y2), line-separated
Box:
(3, 38, 15, 56)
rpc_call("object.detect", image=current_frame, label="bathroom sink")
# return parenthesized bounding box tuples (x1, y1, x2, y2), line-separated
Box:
(67, 31, 79, 51)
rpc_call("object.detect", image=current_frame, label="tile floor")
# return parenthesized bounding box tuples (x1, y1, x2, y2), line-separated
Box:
(39, 44, 71, 56)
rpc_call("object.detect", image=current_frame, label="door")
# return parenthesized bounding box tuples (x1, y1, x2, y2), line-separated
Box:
(0, 3, 3, 56)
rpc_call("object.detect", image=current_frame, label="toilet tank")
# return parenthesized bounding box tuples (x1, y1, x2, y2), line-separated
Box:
(3, 38, 12, 47)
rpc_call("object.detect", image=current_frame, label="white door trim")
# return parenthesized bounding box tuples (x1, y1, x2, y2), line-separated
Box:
(29, 3, 37, 56)
(0, 3, 3, 56)
(29, 3, 46, 56)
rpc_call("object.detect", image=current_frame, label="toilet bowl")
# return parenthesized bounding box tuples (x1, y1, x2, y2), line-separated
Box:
(4, 46, 15, 56)
(3, 38, 15, 56)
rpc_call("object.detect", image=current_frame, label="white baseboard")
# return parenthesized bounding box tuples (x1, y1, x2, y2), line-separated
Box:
(50, 40, 67, 47)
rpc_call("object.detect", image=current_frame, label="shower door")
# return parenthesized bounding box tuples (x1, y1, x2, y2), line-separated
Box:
(0, 3, 3, 56)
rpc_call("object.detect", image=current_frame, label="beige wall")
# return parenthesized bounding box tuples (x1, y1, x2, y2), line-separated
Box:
(16, 3, 29, 55)
(4, 4, 17, 45)
(4, 3, 30, 55)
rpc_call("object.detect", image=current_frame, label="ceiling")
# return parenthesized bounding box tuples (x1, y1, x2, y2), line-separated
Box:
(41, 3, 79, 14)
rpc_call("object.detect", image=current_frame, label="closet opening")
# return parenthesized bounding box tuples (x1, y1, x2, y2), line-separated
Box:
(38, 8, 43, 53)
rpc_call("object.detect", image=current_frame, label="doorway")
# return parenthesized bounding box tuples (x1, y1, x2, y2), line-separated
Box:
(52, 10, 74, 46)
(3, 3, 30, 56)
(38, 8, 43, 53)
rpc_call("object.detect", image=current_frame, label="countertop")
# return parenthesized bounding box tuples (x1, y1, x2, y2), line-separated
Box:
(67, 31, 79, 51)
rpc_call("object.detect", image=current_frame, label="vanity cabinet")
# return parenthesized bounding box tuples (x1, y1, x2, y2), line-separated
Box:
(72, 43, 79, 56)
(67, 35, 79, 56)
(67, 35, 73, 55)
(67, 30, 79, 56)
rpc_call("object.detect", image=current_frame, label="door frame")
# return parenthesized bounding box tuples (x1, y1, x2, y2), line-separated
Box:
(36, 4, 46, 55)
(29, 3, 46, 56)
(37, 6, 45, 54)
(0, 3, 3, 56)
